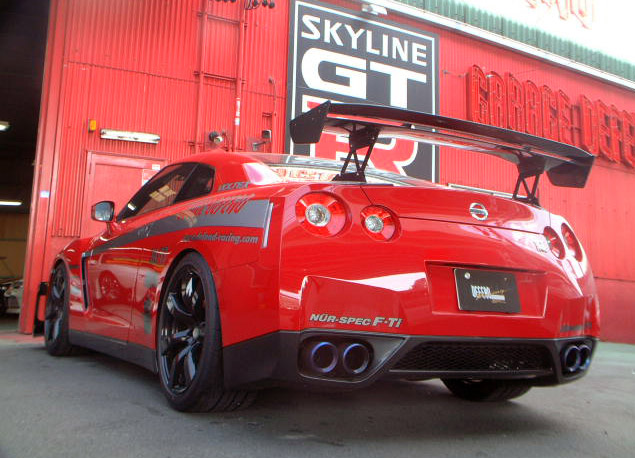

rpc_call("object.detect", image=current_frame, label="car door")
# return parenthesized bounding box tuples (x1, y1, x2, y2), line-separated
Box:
(128, 163, 215, 349)
(83, 163, 198, 342)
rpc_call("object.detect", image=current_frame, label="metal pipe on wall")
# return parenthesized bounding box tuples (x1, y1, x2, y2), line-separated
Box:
(232, 5, 247, 151)
(194, 0, 210, 153)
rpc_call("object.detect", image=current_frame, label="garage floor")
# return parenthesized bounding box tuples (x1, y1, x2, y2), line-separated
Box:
(1, 314, 633, 458)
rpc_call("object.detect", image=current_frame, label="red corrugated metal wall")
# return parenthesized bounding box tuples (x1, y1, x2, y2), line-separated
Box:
(20, 0, 289, 332)
(21, 0, 635, 343)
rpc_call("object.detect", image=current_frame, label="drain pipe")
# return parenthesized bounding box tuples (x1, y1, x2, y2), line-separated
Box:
(232, 6, 248, 152)
(194, 0, 210, 153)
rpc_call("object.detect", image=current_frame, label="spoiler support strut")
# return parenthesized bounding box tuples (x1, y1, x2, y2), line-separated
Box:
(333, 125, 380, 182)
(513, 155, 546, 205)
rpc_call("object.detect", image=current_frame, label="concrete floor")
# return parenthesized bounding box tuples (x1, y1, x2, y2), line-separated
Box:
(0, 314, 634, 458)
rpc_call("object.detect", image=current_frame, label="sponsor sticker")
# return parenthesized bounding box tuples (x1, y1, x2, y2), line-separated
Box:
(309, 313, 403, 328)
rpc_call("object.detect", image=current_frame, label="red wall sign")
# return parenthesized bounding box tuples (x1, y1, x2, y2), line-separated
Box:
(467, 64, 635, 167)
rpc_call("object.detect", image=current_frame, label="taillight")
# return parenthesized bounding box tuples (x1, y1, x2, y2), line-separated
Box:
(561, 224, 583, 261)
(296, 192, 347, 236)
(361, 206, 397, 241)
(544, 227, 565, 259)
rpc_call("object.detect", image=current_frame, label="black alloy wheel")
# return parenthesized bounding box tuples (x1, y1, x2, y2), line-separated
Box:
(44, 264, 75, 356)
(158, 263, 207, 394)
(157, 253, 255, 412)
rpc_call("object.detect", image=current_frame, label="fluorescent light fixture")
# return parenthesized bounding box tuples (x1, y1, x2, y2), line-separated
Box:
(0, 121, 10, 132)
(361, 2, 387, 15)
(100, 129, 160, 144)
(0, 200, 22, 206)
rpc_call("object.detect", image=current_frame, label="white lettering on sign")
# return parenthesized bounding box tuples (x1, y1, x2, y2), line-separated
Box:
(301, 48, 367, 99)
(301, 49, 428, 107)
(299, 15, 430, 67)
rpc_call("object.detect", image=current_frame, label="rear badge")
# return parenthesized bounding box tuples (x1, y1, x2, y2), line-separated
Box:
(469, 202, 488, 221)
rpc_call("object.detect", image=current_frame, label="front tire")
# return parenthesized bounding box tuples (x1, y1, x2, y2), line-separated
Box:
(157, 252, 255, 412)
(44, 264, 75, 356)
(442, 378, 531, 402)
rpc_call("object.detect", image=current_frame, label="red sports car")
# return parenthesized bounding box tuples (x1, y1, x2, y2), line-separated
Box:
(41, 102, 599, 412)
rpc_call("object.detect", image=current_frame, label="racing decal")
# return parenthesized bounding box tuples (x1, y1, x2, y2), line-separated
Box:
(175, 194, 254, 221)
(218, 181, 250, 192)
(287, 0, 439, 181)
(183, 232, 259, 245)
(89, 198, 271, 256)
(309, 313, 403, 328)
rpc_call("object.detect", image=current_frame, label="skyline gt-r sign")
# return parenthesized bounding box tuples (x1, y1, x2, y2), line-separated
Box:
(287, 0, 439, 181)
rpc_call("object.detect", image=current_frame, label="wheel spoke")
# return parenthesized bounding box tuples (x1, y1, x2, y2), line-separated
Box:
(44, 321, 53, 341)
(45, 305, 58, 320)
(51, 317, 61, 341)
(181, 275, 202, 310)
(166, 293, 195, 327)
(191, 283, 206, 321)
(161, 329, 190, 355)
(168, 347, 188, 389)
(184, 347, 197, 384)
(168, 355, 180, 389)
(51, 283, 63, 300)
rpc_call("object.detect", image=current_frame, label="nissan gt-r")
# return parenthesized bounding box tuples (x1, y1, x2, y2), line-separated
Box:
(40, 102, 599, 412)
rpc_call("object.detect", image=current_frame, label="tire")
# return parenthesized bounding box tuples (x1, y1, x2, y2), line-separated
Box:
(442, 378, 532, 402)
(156, 252, 256, 412)
(44, 264, 76, 356)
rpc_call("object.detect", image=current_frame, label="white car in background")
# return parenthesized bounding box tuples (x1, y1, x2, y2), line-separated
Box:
(0, 279, 22, 316)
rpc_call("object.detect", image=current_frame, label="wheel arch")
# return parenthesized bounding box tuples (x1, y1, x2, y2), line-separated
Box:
(154, 248, 221, 336)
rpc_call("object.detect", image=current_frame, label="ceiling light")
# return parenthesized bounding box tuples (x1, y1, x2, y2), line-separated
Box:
(0, 200, 22, 206)
(0, 121, 10, 132)
(100, 129, 160, 144)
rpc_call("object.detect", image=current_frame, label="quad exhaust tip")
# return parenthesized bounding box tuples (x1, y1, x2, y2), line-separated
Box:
(302, 341, 338, 374)
(341, 343, 371, 375)
(562, 343, 592, 374)
(301, 340, 372, 377)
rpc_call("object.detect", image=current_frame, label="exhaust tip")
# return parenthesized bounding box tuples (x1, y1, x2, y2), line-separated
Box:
(578, 344, 592, 371)
(302, 341, 338, 374)
(341, 343, 371, 375)
(562, 345, 582, 373)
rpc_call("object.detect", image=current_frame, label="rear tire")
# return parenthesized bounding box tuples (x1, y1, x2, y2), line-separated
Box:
(442, 378, 531, 402)
(156, 252, 256, 412)
(44, 264, 76, 356)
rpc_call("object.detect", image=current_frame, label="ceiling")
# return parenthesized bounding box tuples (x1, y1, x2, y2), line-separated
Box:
(0, 0, 49, 214)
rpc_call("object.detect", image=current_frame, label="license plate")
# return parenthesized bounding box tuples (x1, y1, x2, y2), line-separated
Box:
(454, 268, 521, 313)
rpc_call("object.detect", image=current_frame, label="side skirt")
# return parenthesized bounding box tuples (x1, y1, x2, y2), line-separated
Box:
(69, 330, 158, 373)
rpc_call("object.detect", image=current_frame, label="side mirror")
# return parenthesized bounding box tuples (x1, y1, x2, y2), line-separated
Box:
(91, 201, 115, 222)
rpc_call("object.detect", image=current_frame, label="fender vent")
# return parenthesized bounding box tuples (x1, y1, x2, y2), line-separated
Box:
(393, 343, 552, 372)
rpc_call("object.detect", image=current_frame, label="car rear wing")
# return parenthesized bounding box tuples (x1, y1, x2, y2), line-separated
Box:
(289, 101, 595, 204)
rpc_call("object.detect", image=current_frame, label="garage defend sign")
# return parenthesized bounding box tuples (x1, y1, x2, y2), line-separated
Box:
(287, 0, 439, 181)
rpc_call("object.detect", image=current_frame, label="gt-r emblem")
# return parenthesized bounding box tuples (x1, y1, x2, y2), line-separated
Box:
(469, 202, 488, 221)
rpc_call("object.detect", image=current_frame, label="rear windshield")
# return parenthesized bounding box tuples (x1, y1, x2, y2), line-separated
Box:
(242, 154, 417, 187)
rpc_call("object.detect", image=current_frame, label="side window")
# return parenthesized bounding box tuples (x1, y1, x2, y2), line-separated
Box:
(176, 164, 215, 203)
(117, 163, 196, 221)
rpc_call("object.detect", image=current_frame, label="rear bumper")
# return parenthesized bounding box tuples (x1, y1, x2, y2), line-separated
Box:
(223, 330, 597, 391)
